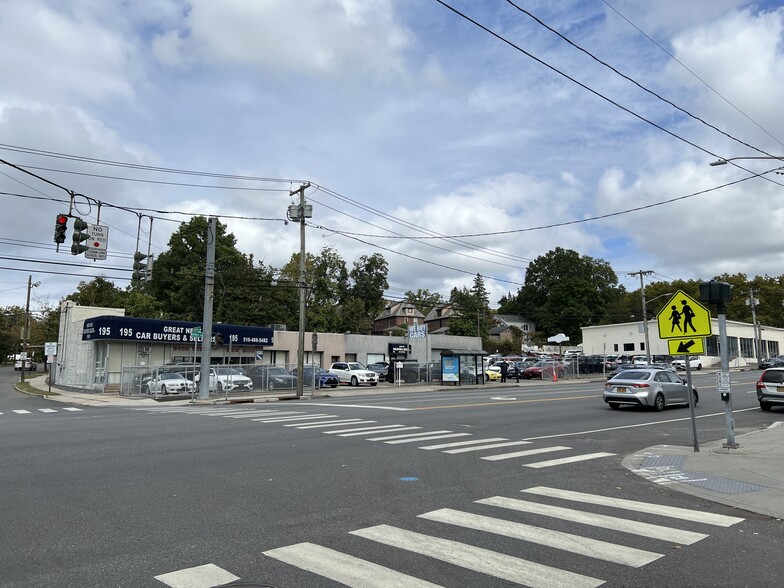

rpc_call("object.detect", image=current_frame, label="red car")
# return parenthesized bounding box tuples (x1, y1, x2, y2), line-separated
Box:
(522, 361, 565, 380)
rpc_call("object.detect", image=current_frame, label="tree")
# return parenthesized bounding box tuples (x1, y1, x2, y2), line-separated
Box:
(405, 289, 445, 316)
(448, 275, 493, 338)
(65, 277, 126, 308)
(149, 216, 259, 322)
(350, 253, 389, 332)
(515, 248, 623, 342)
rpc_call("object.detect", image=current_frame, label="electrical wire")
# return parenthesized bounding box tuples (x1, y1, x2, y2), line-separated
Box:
(504, 0, 783, 160)
(600, 0, 784, 150)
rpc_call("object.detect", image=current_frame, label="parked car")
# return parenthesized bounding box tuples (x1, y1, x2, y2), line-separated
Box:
(671, 356, 702, 370)
(195, 367, 253, 393)
(248, 365, 297, 390)
(604, 367, 698, 411)
(366, 362, 389, 378)
(755, 367, 784, 411)
(143, 372, 194, 395)
(758, 357, 784, 370)
(14, 358, 37, 371)
(290, 366, 340, 389)
(522, 361, 565, 380)
(484, 366, 502, 381)
(328, 362, 379, 386)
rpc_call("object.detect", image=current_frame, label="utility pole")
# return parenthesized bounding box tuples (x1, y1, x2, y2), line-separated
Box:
(289, 182, 311, 398)
(198, 217, 217, 401)
(745, 289, 760, 362)
(629, 270, 655, 364)
(21, 275, 33, 384)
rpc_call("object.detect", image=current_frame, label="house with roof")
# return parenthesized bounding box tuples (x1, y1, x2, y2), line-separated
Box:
(372, 301, 426, 335)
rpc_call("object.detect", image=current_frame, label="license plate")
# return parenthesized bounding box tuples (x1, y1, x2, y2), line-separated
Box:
(616, 387, 627, 393)
(777, 387, 784, 393)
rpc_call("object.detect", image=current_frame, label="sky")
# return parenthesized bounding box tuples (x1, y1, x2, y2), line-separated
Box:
(1, 0, 784, 316)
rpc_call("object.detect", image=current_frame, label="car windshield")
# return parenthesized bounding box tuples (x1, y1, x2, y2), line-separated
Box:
(266, 366, 289, 375)
(347, 362, 366, 370)
(217, 368, 243, 376)
(611, 370, 652, 381)
(160, 373, 183, 380)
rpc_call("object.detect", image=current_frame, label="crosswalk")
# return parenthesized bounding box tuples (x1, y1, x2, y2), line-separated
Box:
(135, 406, 617, 469)
(155, 484, 745, 587)
(0, 407, 83, 416)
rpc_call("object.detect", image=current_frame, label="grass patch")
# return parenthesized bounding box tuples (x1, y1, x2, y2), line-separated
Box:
(15, 381, 60, 396)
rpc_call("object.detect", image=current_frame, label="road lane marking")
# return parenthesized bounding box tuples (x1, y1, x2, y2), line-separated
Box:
(524, 452, 616, 468)
(307, 403, 411, 411)
(62, 407, 82, 412)
(367, 430, 455, 441)
(409, 394, 599, 411)
(382, 433, 472, 445)
(12, 410, 31, 414)
(155, 563, 240, 587)
(481, 446, 571, 461)
(285, 419, 373, 428)
(442, 440, 532, 454)
(263, 542, 442, 587)
(418, 508, 662, 568)
(521, 407, 761, 441)
(419, 438, 509, 450)
(38, 408, 57, 413)
(477, 497, 708, 544)
(322, 424, 414, 435)
(251, 414, 334, 423)
(350, 525, 604, 588)
(522, 487, 744, 526)
(336, 426, 422, 437)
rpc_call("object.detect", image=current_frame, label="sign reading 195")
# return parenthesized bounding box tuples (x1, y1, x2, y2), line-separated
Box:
(98, 326, 112, 336)
(119, 327, 134, 337)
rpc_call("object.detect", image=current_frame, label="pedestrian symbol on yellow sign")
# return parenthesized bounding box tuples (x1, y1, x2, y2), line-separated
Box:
(657, 290, 712, 339)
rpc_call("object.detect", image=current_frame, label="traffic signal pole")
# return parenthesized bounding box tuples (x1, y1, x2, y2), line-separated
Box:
(198, 217, 217, 401)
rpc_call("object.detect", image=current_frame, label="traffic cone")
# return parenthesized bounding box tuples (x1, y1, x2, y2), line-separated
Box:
(552, 368, 558, 382)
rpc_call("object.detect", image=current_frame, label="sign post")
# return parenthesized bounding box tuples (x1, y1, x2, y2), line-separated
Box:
(656, 290, 712, 453)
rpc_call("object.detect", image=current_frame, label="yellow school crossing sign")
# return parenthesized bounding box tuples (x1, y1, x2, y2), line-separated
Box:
(656, 290, 712, 339)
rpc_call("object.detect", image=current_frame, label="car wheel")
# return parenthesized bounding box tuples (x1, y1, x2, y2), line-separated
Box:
(653, 393, 665, 412)
(692, 390, 699, 406)
(760, 402, 772, 412)
(696, 364, 702, 370)
(217, 381, 224, 392)
(608, 402, 620, 410)
(331, 384, 338, 388)
(351, 376, 358, 387)
(144, 385, 151, 395)
(161, 385, 167, 394)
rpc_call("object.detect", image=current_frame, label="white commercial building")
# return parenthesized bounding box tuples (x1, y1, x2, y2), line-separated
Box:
(581, 318, 784, 368)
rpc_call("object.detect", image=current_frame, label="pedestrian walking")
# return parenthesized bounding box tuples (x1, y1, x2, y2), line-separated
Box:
(499, 360, 508, 383)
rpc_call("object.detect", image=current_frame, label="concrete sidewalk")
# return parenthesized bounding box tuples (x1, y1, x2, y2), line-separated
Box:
(18, 373, 784, 520)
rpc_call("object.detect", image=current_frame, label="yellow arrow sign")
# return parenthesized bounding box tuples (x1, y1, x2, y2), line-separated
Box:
(656, 290, 712, 339)
(667, 337, 705, 355)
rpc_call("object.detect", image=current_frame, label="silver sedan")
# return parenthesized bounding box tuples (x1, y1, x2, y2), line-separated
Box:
(144, 372, 195, 395)
(603, 368, 698, 411)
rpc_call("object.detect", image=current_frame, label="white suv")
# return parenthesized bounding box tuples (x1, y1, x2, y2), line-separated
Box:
(671, 356, 702, 370)
(328, 362, 379, 387)
(195, 367, 253, 393)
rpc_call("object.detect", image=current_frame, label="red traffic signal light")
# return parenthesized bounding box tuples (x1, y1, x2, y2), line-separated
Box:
(54, 214, 69, 244)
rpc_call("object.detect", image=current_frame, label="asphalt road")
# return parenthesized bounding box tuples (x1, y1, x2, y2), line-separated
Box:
(2, 365, 782, 587)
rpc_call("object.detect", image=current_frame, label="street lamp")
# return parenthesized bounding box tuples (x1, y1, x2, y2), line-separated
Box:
(709, 156, 784, 166)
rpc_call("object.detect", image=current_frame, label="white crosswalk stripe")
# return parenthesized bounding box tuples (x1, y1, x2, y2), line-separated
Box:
(476, 496, 708, 544)
(285, 418, 375, 428)
(62, 407, 82, 411)
(130, 408, 616, 470)
(350, 524, 604, 588)
(264, 542, 443, 587)
(524, 452, 617, 468)
(521, 486, 745, 526)
(12, 410, 31, 414)
(418, 508, 662, 567)
(481, 446, 571, 462)
(38, 408, 58, 413)
(260, 485, 743, 586)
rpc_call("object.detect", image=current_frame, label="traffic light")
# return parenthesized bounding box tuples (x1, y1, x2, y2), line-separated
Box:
(54, 214, 68, 244)
(71, 217, 90, 255)
(132, 251, 150, 282)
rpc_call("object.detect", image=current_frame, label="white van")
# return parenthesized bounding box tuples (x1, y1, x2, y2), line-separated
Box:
(14, 357, 37, 371)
